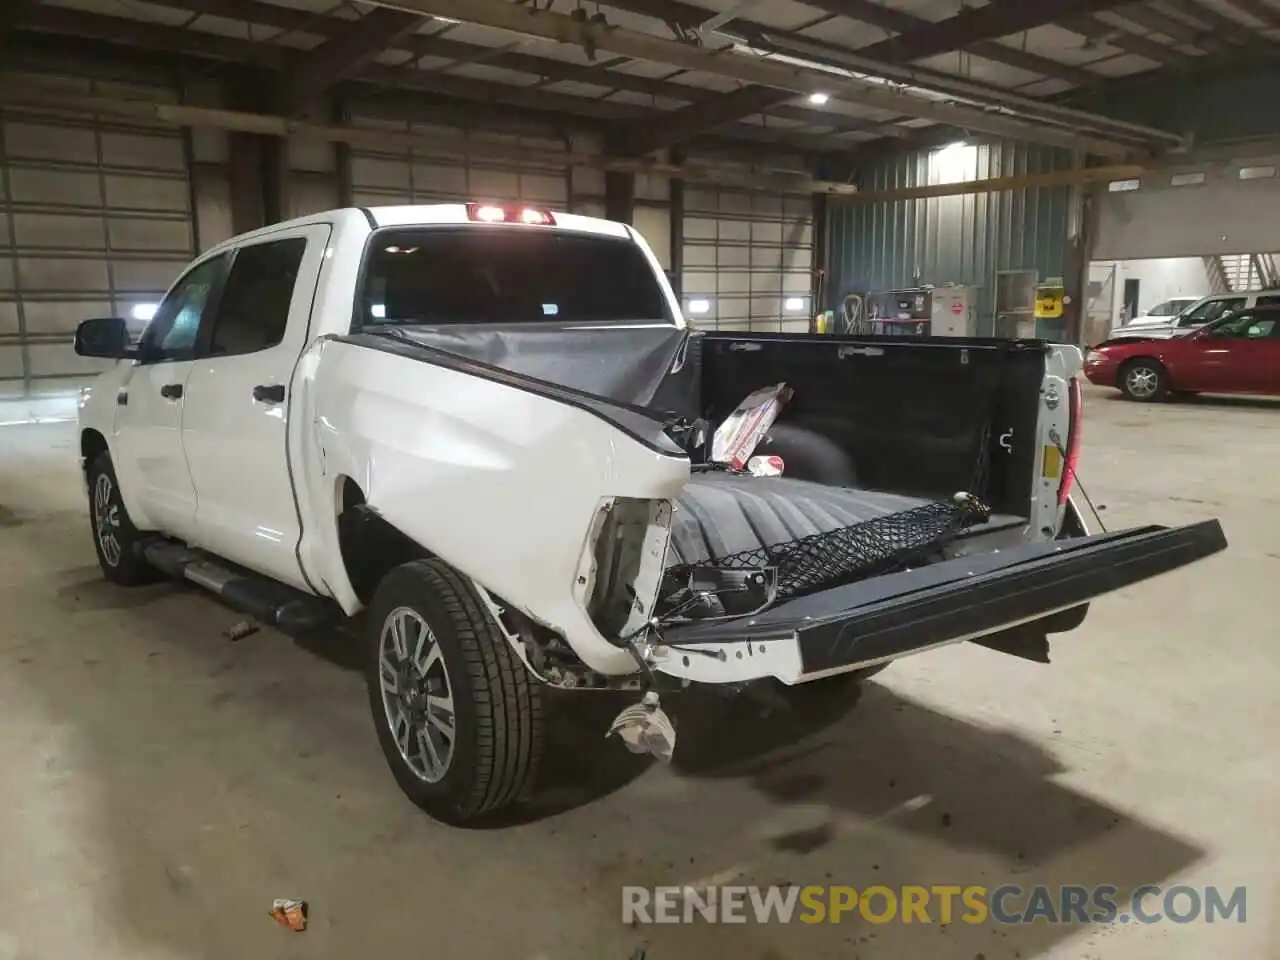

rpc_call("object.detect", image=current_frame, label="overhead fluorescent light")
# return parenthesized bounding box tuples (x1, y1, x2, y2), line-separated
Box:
(807, 92, 830, 105)
(687, 299, 711, 314)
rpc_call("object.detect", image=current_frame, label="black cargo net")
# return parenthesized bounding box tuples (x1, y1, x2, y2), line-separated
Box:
(656, 407, 998, 620)
(660, 494, 988, 619)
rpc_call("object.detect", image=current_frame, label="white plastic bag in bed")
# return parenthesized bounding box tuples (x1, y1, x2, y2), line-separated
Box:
(711, 382, 793, 471)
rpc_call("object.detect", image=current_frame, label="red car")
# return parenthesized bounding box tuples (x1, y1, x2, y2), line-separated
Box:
(1085, 305, 1280, 401)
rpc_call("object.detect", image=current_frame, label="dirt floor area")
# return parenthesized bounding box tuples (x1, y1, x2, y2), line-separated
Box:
(0, 386, 1276, 960)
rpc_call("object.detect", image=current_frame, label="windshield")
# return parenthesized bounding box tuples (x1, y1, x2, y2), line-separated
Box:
(358, 227, 672, 327)
(1182, 296, 1245, 324)
(1146, 299, 1186, 317)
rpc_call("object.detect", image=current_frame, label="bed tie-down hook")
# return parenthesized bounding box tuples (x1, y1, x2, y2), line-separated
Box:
(838, 345, 885, 358)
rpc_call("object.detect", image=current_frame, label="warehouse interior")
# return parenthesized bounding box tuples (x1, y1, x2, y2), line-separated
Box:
(1, 1, 1278, 957)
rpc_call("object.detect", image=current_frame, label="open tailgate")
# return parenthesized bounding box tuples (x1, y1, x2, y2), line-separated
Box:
(659, 520, 1226, 678)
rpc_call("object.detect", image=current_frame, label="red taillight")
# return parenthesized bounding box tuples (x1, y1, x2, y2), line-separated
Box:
(465, 202, 555, 225)
(519, 207, 554, 225)
(470, 203, 506, 222)
(1057, 377, 1083, 507)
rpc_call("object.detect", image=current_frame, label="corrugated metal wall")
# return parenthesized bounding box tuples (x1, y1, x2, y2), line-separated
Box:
(826, 140, 1074, 335)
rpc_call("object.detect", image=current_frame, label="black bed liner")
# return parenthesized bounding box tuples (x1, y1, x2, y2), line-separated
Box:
(660, 519, 1227, 675)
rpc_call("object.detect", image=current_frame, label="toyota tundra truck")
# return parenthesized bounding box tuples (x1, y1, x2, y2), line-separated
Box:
(73, 202, 1227, 825)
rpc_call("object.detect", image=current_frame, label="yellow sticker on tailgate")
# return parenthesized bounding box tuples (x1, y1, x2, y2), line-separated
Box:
(1042, 444, 1063, 479)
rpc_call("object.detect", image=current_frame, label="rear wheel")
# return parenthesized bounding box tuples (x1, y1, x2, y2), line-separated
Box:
(1119, 359, 1168, 402)
(365, 559, 545, 825)
(86, 452, 158, 585)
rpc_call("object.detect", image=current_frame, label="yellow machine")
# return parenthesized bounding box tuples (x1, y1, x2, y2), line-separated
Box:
(1035, 280, 1066, 320)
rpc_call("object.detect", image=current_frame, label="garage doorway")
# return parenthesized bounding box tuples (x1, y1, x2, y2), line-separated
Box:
(1086, 254, 1280, 343)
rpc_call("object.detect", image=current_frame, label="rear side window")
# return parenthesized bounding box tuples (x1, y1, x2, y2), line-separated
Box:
(359, 227, 671, 326)
(1255, 295, 1280, 307)
(208, 238, 307, 357)
(1148, 300, 1180, 316)
(1210, 312, 1278, 339)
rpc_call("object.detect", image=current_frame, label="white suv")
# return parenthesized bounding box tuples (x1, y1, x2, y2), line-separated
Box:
(1107, 289, 1280, 342)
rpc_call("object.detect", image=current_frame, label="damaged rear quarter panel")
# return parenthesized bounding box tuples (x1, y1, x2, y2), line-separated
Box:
(294, 338, 690, 675)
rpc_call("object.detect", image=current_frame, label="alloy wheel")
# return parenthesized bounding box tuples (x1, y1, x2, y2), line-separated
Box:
(377, 607, 457, 783)
(93, 472, 123, 568)
(1125, 365, 1159, 399)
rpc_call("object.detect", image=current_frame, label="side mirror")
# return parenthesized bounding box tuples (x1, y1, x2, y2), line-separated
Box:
(74, 317, 132, 359)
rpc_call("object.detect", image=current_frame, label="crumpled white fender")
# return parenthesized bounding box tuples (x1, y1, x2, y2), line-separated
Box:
(291, 338, 689, 675)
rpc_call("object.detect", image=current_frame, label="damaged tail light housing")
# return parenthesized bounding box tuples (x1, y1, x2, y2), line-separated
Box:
(466, 202, 556, 226)
(1057, 377, 1083, 507)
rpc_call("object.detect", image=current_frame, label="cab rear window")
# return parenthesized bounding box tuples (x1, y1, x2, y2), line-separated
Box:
(358, 227, 671, 326)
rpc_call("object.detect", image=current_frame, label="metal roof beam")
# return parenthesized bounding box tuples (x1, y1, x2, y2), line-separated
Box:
(366, 0, 1154, 155)
(25, 3, 286, 65)
(856, 0, 1136, 64)
(793, 0, 1103, 86)
(1060, 15, 1194, 65)
(286, 7, 424, 110)
(1158, 0, 1278, 49)
(1220, 0, 1280, 29)
(16, 13, 874, 153)
(621, 84, 796, 154)
(91, 0, 878, 137)
(743, 26, 1185, 145)
(1105, 4, 1226, 49)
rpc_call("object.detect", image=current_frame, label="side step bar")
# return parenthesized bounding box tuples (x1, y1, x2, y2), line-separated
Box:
(141, 541, 337, 633)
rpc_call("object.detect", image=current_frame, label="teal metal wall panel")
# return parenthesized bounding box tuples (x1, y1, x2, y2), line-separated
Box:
(826, 140, 1074, 335)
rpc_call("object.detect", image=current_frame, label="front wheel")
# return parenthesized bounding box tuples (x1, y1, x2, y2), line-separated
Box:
(86, 452, 158, 585)
(365, 559, 545, 825)
(1119, 359, 1168, 402)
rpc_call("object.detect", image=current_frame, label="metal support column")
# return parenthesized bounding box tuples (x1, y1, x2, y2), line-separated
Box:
(1064, 151, 1092, 347)
(669, 147, 685, 301)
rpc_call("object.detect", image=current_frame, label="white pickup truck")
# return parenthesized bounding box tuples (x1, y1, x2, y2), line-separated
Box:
(74, 203, 1227, 825)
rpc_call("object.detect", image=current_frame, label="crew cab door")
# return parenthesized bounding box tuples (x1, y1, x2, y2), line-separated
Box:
(1179, 311, 1277, 393)
(180, 224, 331, 591)
(113, 252, 230, 541)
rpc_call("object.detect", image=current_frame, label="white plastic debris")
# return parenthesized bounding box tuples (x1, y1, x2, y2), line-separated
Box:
(747, 455, 785, 477)
(711, 383, 793, 471)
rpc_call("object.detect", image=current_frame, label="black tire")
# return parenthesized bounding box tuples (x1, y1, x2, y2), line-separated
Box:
(1118, 359, 1169, 402)
(86, 452, 158, 585)
(365, 559, 545, 825)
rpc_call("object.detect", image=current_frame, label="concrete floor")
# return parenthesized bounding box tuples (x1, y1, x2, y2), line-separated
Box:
(0, 387, 1276, 960)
